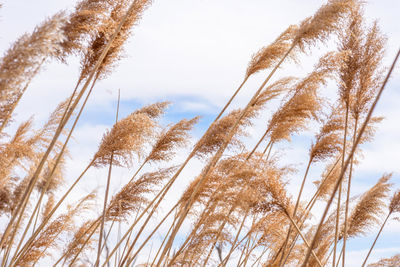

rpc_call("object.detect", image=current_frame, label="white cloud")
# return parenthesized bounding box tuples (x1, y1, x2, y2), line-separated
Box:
(1, 0, 400, 265)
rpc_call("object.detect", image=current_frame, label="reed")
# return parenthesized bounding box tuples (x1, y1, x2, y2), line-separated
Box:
(0, 1, 398, 266)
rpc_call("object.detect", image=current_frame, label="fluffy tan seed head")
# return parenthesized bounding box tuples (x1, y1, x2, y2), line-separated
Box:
(351, 20, 386, 121)
(344, 174, 392, 239)
(106, 167, 176, 221)
(246, 25, 298, 77)
(0, 12, 66, 127)
(93, 102, 167, 167)
(147, 116, 199, 163)
(57, 0, 114, 60)
(310, 106, 343, 162)
(294, 0, 358, 50)
(389, 190, 400, 214)
(79, 0, 152, 80)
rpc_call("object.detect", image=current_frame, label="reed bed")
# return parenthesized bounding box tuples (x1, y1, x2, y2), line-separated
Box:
(0, 0, 399, 266)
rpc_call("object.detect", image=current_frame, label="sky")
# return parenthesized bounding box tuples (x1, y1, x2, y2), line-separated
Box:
(1, 0, 400, 266)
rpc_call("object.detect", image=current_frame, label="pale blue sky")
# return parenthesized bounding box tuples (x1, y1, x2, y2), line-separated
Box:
(1, 0, 400, 265)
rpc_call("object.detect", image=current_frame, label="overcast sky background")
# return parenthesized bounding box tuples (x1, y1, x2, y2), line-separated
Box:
(1, 0, 400, 266)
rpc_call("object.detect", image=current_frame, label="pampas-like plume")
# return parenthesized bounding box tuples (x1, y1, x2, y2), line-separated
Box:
(253, 212, 290, 263)
(0, 119, 36, 187)
(0, 13, 66, 130)
(194, 78, 289, 159)
(147, 117, 199, 163)
(350, 21, 386, 122)
(29, 98, 71, 151)
(93, 102, 168, 167)
(389, 190, 400, 214)
(15, 192, 96, 266)
(57, 0, 114, 60)
(266, 51, 347, 144)
(267, 82, 322, 144)
(246, 25, 298, 77)
(0, 98, 69, 190)
(342, 174, 391, 239)
(80, 0, 152, 80)
(194, 109, 251, 159)
(294, 0, 357, 50)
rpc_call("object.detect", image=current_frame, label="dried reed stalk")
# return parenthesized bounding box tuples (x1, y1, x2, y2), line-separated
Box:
(95, 91, 120, 267)
(361, 190, 400, 267)
(301, 48, 400, 267)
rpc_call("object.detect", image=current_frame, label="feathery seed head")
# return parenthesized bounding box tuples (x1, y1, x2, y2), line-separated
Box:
(0, 12, 67, 128)
(147, 116, 199, 163)
(246, 25, 298, 77)
(310, 106, 344, 162)
(389, 190, 400, 214)
(344, 174, 392, 239)
(93, 102, 167, 167)
(294, 0, 358, 50)
(106, 167, 176, 221)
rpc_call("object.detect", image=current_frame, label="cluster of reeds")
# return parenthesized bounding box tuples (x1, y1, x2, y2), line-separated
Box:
(0, 0, 399, 266)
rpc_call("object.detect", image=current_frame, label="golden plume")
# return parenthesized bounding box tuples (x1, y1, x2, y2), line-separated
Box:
(93, 102, 168, 167)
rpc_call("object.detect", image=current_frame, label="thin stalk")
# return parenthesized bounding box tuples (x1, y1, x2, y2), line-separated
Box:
(219, 76, 250, 120)
(246, 128, 271, 160)
(361, 212, 391, 267)
(102, 219, 116, 254)
(279, 157, 313, 266)
(237, 233, 252, 267)
(220, 209, 250, 266)
(95, 91, 120, 267)
(95, 155, 114, 267)
(52, 219, 100, 267)
(250, 247, 268, 267)
(32, 199, 41, 234)
(280, 157, 343, 266)
(68, 220, 100, 267)
(115, 222, 121, 267)
(100, 173, 181, 267)
(238, 217, 258, 267)
(342, 117, 358, 266)
(171, 200, 218, 261)
(118, 214, 138, 266)
(241, 234, 260, 267)
(123, 202, 179, 266)
(333, 103, 349, 267)
(282, 209, 323, 267)
(264, 141, 273, 161)
(301, 48, 400, 267)
(335, 246, 343, 267)
(150, 214, 177, 267)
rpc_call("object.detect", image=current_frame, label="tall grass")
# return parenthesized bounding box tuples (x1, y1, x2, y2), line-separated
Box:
(0, 0, 399, 266)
